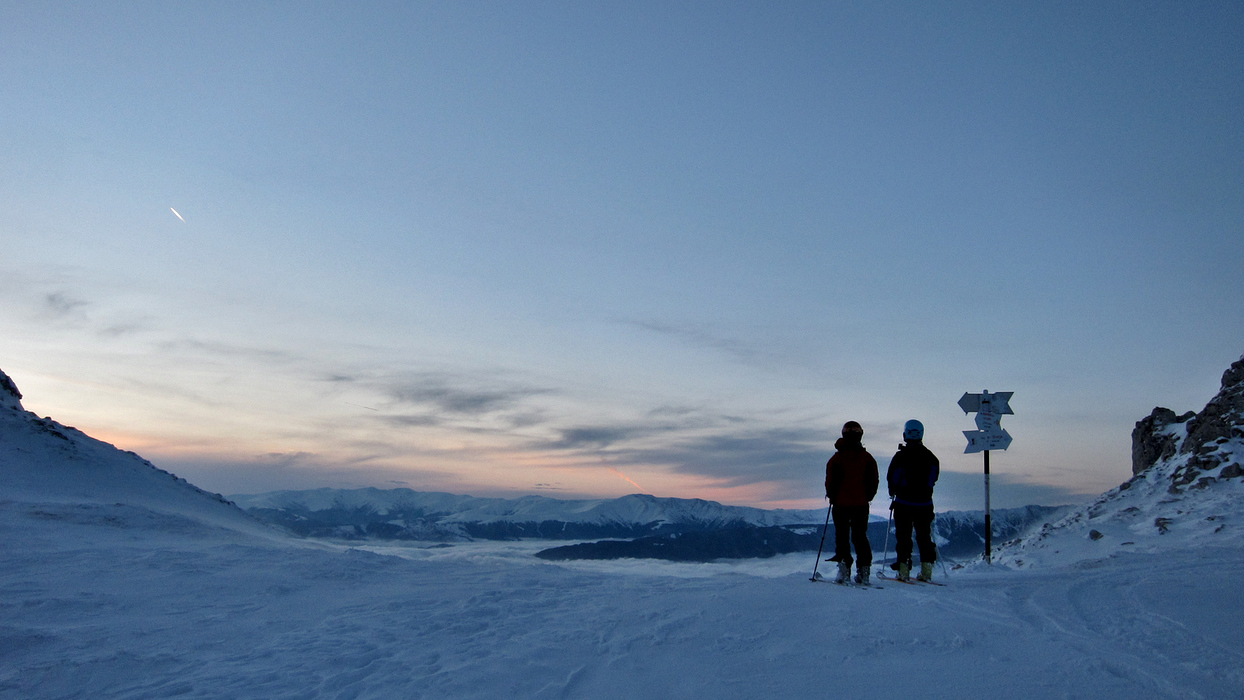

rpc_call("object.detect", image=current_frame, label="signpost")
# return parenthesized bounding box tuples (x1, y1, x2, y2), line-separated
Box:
(958, 390, 1014, 564)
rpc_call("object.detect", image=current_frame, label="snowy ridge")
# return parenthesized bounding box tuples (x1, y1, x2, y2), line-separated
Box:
(230, 487, 829, 542)
(230, 488, 826, 527)
(0, 370, 271, 537)
(994, 353, 1244, 568)
(233, 484, 1062, 563)
(932, 504, 1072, 558)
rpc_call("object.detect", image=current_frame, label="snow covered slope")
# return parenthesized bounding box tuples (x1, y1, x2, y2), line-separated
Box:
(0, 368, 272, 537)
(994, 353, 1244, 568)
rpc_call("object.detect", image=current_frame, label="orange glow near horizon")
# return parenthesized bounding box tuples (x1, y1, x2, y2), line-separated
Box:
(36, 411, 822, 508)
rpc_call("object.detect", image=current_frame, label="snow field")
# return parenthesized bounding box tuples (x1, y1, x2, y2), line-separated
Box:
(2, 498, 1240, 700)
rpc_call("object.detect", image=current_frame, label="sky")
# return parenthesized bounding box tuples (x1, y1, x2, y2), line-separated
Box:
(1, 1, 1241, 512)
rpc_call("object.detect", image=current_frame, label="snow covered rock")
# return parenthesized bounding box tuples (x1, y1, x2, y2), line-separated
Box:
(1171, 354, 1244, 487)
(1131, 407, 1194, 475)
(994, 352, 1244, 569)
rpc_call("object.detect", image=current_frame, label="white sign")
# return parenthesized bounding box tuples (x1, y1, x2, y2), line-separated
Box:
(975, 410, 999, 432)
(958, 391, 1013, 416)
(959, 390, 1014, 454)
(963, 428, 1013, 453)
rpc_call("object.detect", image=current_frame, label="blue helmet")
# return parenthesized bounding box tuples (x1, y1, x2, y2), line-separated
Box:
(903, 419, 924, 441)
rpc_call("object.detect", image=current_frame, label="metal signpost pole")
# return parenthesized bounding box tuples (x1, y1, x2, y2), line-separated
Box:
(959, 390, 1013, 566)
(984, 449, 991, 564)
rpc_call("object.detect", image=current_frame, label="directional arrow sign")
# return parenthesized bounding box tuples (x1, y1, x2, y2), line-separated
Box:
(963, 428, 1012, 454)
(960, 390, 1014, 454)
(975, 411, 1000, 432)
(958, 391, 1014, 416)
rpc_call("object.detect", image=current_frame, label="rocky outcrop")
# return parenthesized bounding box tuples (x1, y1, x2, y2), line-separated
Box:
(992, 353, 1244, 570)
(1131, 407, 1193, 475)
(1181, 356, 1244, 455)
(1132, 354, 1244, 490)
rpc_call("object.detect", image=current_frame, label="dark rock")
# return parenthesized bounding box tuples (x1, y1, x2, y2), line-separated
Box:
(1221, 464, 1243, 479)
(1131, 407, 1191, 476)
(1088, 529, 1104, 540)
(1181, 355, 1244, 458)
(1171, 467, 1201, 486)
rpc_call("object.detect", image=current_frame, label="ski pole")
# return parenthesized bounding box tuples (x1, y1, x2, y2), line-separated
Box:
(810, 504, 832, 581)
(877, 499, 893, 578)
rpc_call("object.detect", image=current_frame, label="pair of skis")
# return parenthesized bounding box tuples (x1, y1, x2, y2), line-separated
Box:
(875, 571, 946, 586)
(810, 571, 884, 589)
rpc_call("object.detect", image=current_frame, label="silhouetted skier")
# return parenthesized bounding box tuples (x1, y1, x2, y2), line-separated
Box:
(825, 421, 879, 584)
(887, 419, 940, 581)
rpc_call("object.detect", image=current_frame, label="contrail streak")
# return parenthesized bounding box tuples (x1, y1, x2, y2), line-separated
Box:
(169, 207, 186, 222)
(607, 467, 642, 491)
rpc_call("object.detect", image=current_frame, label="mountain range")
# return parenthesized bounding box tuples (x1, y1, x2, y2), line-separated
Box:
(231, 486, 1067, 562)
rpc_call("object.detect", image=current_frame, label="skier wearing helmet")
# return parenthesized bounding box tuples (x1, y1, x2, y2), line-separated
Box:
(887, 419, 940, 582)
(824, 421, 880, 585)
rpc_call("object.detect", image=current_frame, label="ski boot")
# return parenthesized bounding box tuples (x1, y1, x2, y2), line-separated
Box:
(835, 561, 851, 584)
(918, 562, 934, 582)
(854, 566, 870, 586)
(896, 562, 910, 581)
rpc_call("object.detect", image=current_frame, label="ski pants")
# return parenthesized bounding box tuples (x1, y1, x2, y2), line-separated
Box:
(893, 503, 936, 565)
(831, 504, 871, 568)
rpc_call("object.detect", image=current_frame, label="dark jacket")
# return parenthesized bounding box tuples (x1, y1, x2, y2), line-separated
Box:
(825, 436, 879, 506)
(887, 440, 940, 506)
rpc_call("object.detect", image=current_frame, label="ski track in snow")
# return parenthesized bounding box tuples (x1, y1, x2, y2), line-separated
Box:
(2, 500, 1241, 700)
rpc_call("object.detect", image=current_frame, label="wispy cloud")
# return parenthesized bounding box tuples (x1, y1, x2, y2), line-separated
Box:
(529, 413, 835, 501)
(628, 428, 830, 487)
(158, 339, 302, 365)
(542, 426, 648, 450)
(626, 319, 761, 362)
(99, 323, 147, 337)
(537, 408, 725, 451)
(385, 373, 551, 416)
(149, 451, 471, 496)
(44, 292, 88, 317)
(382, 414, 440, 427)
